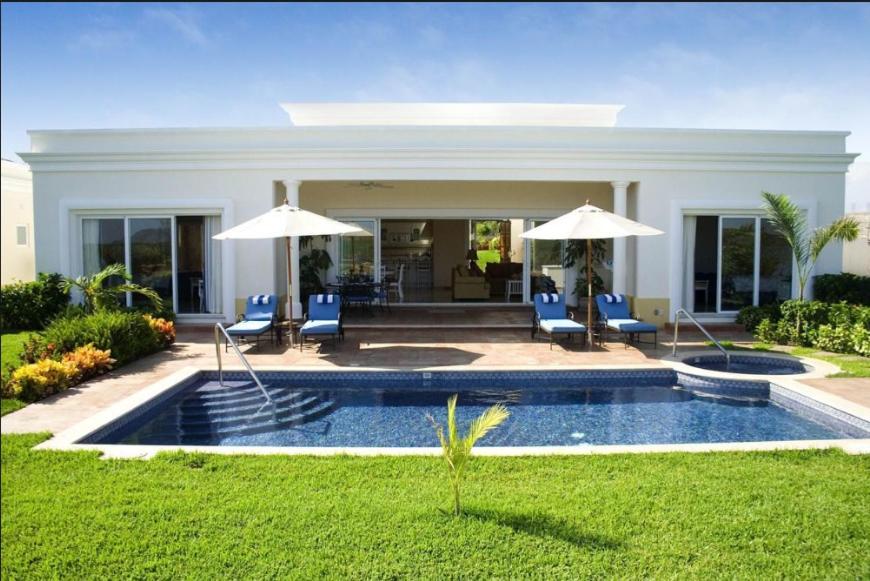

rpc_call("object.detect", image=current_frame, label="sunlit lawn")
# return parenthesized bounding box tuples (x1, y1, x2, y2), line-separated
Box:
(2, 434, 868, 578)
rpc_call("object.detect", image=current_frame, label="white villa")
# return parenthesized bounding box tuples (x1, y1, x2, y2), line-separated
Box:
(20, 103, 859, 325)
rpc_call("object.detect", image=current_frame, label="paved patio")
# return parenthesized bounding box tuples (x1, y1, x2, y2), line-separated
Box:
(4, 324, 865, 437)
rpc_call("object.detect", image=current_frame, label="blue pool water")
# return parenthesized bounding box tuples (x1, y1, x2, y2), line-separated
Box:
(85, 371, 867, 447)
(683, 354, 810, 375)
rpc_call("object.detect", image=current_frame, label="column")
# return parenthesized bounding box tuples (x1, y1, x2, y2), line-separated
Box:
(611, 181, 630, 296)
(282, 180, 303, 319)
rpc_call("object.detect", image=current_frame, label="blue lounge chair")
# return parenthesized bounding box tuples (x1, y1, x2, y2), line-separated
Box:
(531, 293, 587, 349)
(226, 294, 278, 351)
(595, 293, 657, 348)
(300, 294, 343, 351)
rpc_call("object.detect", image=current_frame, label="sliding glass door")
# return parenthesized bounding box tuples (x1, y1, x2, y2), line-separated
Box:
(685, 214, 793, 314)
(81, 215, 222, 315)
(719, 217, 755, 311)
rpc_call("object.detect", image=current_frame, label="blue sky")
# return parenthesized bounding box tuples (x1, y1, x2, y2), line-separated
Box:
(2, 2, 869, 208)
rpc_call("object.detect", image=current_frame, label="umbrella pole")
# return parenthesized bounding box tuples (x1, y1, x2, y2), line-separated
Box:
(285, 235, 294, 347)
(587, 238, 593, 350)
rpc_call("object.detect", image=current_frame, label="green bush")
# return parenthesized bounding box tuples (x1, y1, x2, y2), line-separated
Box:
(0, 274, 70, 331)
(752, 299, 870, 355)
(736, 303, 781, 332)
(813, 273, 870, 306)
(41, 311, 162, 365)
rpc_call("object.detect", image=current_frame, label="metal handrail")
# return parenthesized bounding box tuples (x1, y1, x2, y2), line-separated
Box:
(672, 308, 731, 368)
(214, 323, 272, 403)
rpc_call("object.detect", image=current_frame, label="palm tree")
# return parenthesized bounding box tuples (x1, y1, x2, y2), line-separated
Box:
(761, 192, 859, 336)
(428, 394, 510, 516)
(62, 263, 163, 314)
(762, 192, 859, 302)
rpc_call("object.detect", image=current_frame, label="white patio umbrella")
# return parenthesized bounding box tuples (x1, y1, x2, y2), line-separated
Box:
(521, 203, 664, 347)
(213, 201, 362, 345)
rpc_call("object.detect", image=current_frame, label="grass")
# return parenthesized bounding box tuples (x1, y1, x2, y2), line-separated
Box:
(2, 434, 868, 578)
(703, 340, 870, 378)
(1, 331, 32, 415)
(475, 249, 501, 271)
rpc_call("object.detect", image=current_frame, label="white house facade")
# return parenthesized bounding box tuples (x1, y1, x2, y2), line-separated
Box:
(1, 159, 35, 284)
(20, 103, 859, 325)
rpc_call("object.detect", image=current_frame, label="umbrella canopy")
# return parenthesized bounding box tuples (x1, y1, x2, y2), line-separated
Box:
(213, 204, 362, 240)
(521, 203, 664, 349)
(520, 204, 663, 240)
(213, 203, 362, 346)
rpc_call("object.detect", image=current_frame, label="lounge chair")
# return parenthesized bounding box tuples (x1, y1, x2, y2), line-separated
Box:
(531, 292, 587, 349)
(300, 294, 343, 351)
(225, 294, 278, 351)
(595, 293, 657, 348)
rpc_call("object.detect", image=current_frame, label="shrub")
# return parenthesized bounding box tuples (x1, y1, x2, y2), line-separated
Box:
(2, 359, 78, 401)
(813, 273, 870, 306)
(145, 315, 176, 346)
(0, 273, 70, 331)
(41, 311, 162, 365)
(62, 344, 115, 382)
(736, 303, 782, 332)
(752, 299, 870, 355)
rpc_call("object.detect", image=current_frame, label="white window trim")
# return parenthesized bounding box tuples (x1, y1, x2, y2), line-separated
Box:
(61, 198, 235, 320)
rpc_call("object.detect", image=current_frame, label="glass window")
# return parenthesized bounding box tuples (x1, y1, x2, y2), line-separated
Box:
(720, 217, 756, 311)
(339, 220, 375, 280)
(129, 218, 173, 307)
(82, 218, 125, 275)
(16, 225, 28, 246)
(758, 219, 792, 306)
(528, 220, 564, 295)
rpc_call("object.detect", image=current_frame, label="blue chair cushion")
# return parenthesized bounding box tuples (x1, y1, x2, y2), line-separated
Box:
(595, 294, 632, 321)
(534, 293, 568, 320)
(308, 295, 341, 321)
(606, 319, 657, 333)
(226, 320, 272, 336)
(244, 294, 278, 322)
(540, 319, 587, 334)
(300, 319, 339, 336)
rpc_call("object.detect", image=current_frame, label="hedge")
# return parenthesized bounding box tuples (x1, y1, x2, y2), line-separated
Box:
(0, 274, 70, 331)
(813, 273, 870, 306)
(752, 299, 870, 356)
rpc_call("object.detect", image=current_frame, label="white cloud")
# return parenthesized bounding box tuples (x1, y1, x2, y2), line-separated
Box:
(144, 7, 209, 46)
(72, 28, 135, 50)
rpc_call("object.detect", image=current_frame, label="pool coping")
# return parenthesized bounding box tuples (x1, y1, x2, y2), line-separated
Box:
(36, 361, 870, 458)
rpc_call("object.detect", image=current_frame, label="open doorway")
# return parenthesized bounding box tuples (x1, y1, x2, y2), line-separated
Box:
(365, 218, 526, 303)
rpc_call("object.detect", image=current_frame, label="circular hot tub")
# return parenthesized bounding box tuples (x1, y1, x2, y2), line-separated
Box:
(682, 354, 812, 376)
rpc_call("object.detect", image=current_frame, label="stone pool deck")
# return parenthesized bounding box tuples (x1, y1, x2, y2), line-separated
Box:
(2, 326, 866, 436)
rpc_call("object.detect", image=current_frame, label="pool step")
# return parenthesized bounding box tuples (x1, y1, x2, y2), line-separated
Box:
(180, 390, 309, 414)
(135, 397, 338, 443)
(175, 396, 325, 428)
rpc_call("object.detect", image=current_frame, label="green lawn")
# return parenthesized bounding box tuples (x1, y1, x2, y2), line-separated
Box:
(475, 249, 501, 271)
(1, 331, 31, 415)
(2, 434, 868, 578)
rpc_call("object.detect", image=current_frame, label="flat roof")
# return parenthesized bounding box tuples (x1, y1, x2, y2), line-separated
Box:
(280, 102, 624, 127)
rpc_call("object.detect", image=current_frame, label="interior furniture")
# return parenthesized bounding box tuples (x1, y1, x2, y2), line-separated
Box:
(452, 264, 491, 300)
(505, 278, 523, 302)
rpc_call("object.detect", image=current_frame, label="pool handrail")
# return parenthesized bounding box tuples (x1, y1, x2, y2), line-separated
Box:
(672, 308, 731, 369)
(214, 322, 272, 403)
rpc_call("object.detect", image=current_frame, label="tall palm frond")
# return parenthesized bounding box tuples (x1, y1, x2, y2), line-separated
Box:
(428, 394, 510, 516)
(810, 218, 860, 263)
(62, 263, 163, 313)
(761, 192, 859, 302)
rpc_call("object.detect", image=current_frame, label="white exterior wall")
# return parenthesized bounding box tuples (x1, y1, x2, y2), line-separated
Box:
(22, 123, 858, 323)
(1, 160, 35, 283)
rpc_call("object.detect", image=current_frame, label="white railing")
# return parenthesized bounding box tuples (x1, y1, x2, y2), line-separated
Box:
(672, 309, 731, 369)
(214, 323, 272, 403)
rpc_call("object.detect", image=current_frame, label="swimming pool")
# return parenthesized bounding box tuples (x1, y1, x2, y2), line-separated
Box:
(682, 354, 811, 375)
(81, 370, 869, 448)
